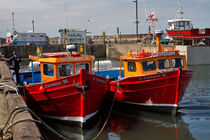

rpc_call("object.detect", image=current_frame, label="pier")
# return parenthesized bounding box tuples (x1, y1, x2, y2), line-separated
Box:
(0, 61, 42, 140)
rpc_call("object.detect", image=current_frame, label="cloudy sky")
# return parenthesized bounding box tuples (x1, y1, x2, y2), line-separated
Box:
(0, 0, 210, 37)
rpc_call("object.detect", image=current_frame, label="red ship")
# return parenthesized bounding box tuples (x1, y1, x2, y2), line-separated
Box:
(22, 48, 108, 126)
(166, 0, 210, 45)
(108, 30, 193, 114)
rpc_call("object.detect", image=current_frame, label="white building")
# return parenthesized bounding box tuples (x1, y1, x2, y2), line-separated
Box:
(58, 28, 87, 45)
(6, 32, 48, 45)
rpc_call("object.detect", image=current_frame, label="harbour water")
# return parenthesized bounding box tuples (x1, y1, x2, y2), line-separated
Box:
(43, 64, 210, 140)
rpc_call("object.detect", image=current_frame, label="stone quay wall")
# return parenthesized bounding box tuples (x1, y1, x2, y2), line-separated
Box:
(0, 44, 106, 60)
(1, 44, 210, 65)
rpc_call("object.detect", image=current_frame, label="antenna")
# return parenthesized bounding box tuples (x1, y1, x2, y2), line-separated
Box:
(32, 20, 35, 33)
(12, 12, 15, 34)
(64, 5, 69, 28)
(178, 0, 184, 19)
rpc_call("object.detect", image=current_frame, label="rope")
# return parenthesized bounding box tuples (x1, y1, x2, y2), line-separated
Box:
(0, 107, 28, 133)
(82, 86, 86, 100)
(157, 20, 164, 31)
(142, 0, 148, 19)
(0, 82, 19, 95)
(91, 93, 115, 140)
(0, 107, 71, 140)
(91, 78, 120, 140)
(4, 119, 41, 136)
(28, 108, 71, 140)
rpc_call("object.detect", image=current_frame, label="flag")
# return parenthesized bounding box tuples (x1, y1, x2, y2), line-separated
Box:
(148, 12, 155, 19)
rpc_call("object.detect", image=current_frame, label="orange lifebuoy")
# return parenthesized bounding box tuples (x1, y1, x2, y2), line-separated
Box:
(132, 52, 152, 58)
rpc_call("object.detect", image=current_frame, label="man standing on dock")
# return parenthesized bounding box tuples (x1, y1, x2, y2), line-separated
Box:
(1, 51, 21, 84)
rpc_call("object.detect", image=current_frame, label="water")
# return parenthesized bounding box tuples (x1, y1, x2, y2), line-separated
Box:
(43, 65, 210, 140)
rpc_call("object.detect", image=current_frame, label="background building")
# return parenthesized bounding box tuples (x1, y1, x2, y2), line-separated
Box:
(58, 28, 86, 45)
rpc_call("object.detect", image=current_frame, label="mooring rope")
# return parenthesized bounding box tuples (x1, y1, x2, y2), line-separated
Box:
(0, 82, 19, 95)
(0, 107, 71, 140)
(91, 79, 119, 140)
(91, 94, 116, 140)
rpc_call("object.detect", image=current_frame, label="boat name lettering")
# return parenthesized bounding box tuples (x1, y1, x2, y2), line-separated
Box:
(60, 58, 82, 62)
(162, 73, 166, 77)
(45, 82, 62, 88)
(63, 79, 69, 84)
(152, 51, 175, 56)
(171, 33, 191, 36)
(139, 74, 162, 80)
(93, 77, 106, 84)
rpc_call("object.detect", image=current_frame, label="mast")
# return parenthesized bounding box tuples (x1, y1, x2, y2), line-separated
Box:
(177, 0, 184, 19)
(63, 28, 67, 48)
(146, 17, 163, 52)
(12, 12, 15, 34)
(133, 0, 139, 42)
(32, 20, 35, 33)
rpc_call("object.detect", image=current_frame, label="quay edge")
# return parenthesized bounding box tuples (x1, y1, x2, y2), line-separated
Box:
(0, 61, 43, 140)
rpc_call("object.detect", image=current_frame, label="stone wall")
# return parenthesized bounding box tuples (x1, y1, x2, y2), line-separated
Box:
(3, 44, 210, 66)
(108, 43, 175, 60)
(0, 44, 106, 59)
(176, 45, 210, 65)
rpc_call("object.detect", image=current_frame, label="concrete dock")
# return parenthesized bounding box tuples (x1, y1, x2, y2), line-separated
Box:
(0, 61, 42, 140)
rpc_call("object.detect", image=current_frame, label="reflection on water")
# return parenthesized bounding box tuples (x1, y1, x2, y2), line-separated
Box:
(179, 65, 210, 140)
(44, 65, 210, 140)
(98, 105, 195, 140)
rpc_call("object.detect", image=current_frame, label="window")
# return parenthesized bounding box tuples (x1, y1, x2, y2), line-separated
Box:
(174, 22, 179, 29)
(75, 63, 90, 74)
(58, 64, 73, 77)
(180, 21, 185, 27)
(128, 62, 136, 72)
(43, 64, 54, 77)
(157, 59, 171, 69)
(142, 61, 156, 71)
(172, 58, 184, 68)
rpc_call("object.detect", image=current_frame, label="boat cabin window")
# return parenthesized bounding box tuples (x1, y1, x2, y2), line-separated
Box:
(180, 21, 185, 27)
(157, 59, 170, 69)
(43, 63, 54, 77)
(185, 21, 190, 26)
(75, 63, 90, 74)
(128, 62, 136, 72)
(58, 64, 73, 77)
(172, 58, 184, 68)
(142, 61, 156, 71)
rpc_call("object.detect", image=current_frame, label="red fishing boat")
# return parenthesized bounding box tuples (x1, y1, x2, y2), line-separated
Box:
(108, 30, 193, 114)
(166, 0, 210, 45)
(22, 47, 108, 126)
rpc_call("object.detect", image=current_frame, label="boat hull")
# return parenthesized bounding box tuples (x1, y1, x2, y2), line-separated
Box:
(166, 29, 210, 38)
(109, 69, 193, 114)
(23, 69, 108, 124)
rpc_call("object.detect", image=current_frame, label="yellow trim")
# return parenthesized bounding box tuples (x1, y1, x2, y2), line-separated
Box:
(29, 55, 39, 61)
(29, 55, 94, 83)
(122, 54, 187, 77)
